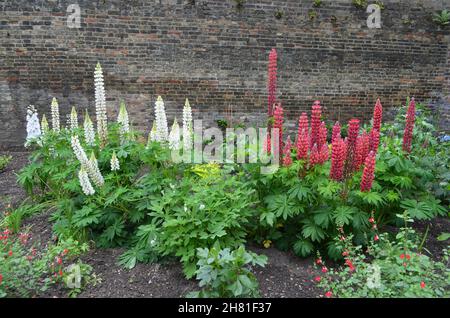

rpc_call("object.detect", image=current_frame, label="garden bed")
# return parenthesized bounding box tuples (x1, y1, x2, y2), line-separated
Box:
(1, 151, 447, 298)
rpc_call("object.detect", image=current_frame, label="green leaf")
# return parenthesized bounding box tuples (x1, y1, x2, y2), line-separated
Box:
(332, 206, 357, 226)
(437, 233, 450, 241)
(293, 239, 314, 257)
(301, 220, 326, 242)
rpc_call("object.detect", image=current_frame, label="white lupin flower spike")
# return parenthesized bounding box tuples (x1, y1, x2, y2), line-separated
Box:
(94, 62, 108, 147)
(182, 98, 193, 151)
(41, 114, 49, 134)
(70, 106, 78, 131)
(110, 151, 120, 171)
(25, 105, 42, 147)
(89, 152, 105, 187)
(51, 97, 60, 132)
(117, 100, 130, 145)
(154, 96, 169, 143)
(169, 118, 181, 150)
(78, 166, 95, 196)
(84, 110, 96, 146)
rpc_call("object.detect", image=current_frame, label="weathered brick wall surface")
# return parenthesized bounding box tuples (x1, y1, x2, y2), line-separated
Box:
(1, 0, 449, 149)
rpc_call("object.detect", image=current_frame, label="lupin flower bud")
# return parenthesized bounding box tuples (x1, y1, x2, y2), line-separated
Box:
(25, 105, 42, 146)
(310, 101, 322, 147)
(41, 114, 49, 134)
(94, 62, 108, 147)
(282, 136, 293, 167)
(183, 98, 193, 151)
(372, 98, 383, 132)
(117, 100, 130, 145)
(296, 129, 309, 160)
(51, 97, 60, 132)
(402, 98, 416, 153)
(360, 151, 376, 192)
(84, 110, 95, 146)
(267, 48, 278, 117)
(110, 151, 120, 171)
(78, 166, 95, 196)
(168, 118, 181, 150)
(70, 107, 78, 131)
(154, 96, 169, 143)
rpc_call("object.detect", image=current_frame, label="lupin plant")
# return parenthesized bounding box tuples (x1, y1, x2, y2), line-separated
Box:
(89, 152, 105, 187)
(83, 110, 96, 146)
(154, 96, 169, 143)
(94, 62, 108, 147)
(282, 136, 293, 167)
(51, 97, 60, 132)
(273, 103, 284, 158)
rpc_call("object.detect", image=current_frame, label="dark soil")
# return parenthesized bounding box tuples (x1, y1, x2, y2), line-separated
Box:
(0, 151, 28, 211)
(1, 152, 449, 298)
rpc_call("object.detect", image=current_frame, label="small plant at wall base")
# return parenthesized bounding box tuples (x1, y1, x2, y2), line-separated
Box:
(433, 10, 450, 27)
(352, 0, 368, 9)
(274, 9, 284, 20)
(309, 10, 318, 20)
(313, 0, 322, 8)
(233, 0, 245, 11)
(0, 155, 12, 172)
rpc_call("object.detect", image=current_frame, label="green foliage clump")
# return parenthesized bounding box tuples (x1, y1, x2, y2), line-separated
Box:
(188, 242, 267, 298)
(0, 155, 12, 172)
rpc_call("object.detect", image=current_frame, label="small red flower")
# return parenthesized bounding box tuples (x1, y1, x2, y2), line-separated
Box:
(374, 234, 379, 241)
(316, 258, 322, 265)
(406, 254, 411, 260)
(59, 269, 63, 277)
(314, 276, 321, 282)
(400, 254, 405, 259)
(321, 266, 328, 273)
(403, 262, 407, 267)
(342, 251, 349, 257)
(420, 281, 425, 289)
(368, 217, 374, 223)
(8, 250, 12, 257)
(56, 257, 62, 265)
(325, 291, 332, 298)
(63, 249, 69, 255)
(0, 273, 3, 285)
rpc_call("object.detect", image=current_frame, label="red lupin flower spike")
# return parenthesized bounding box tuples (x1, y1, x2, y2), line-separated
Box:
(369, 128, 380, 153)
(309, 143, 320, 168)
(331, 121, 341, 144)
(402, 98, 416, 153)
(318, 121, 327, 149)
(267, 48, 278, 117)
(297, 112, 309, 138)
(344, 119, 360, 176)
(264, 133, 271, 155)
(372, 98, 383, 132)
(330, 137, 346, 181)
(319, 143, 329, 164)
(297, 129, 309, 160)
(282, 136, 293, 167)
(273, 103, 284, 158)
(310, 101, 322, 147)
(360, 151, 376, 192)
